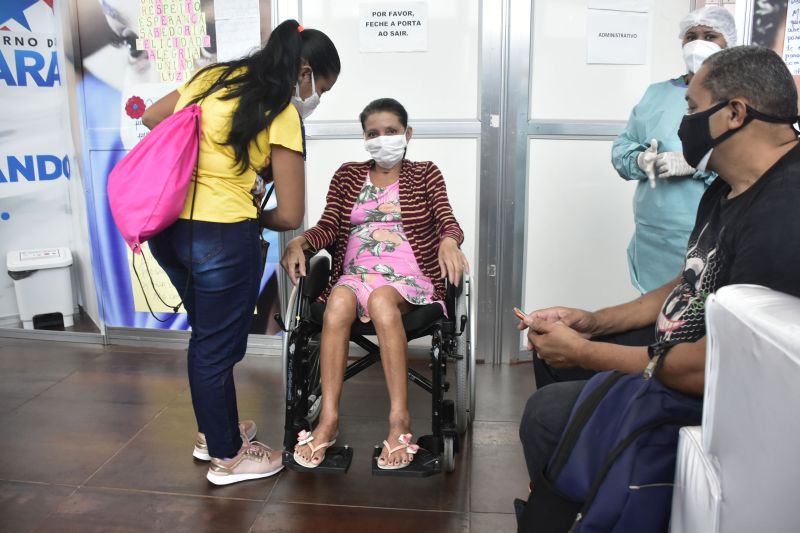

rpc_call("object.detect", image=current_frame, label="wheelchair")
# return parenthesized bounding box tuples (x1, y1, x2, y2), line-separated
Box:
(279, 253, 475, 476)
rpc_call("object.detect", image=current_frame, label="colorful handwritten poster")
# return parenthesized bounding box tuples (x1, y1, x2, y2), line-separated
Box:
(783, 0, 800, 75)
(135, 0, 212, 83)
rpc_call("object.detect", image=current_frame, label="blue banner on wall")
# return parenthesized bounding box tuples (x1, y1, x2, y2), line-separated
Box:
(0, 0, 81, 326)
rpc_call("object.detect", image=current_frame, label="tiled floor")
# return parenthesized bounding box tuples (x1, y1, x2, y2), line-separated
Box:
(0, 337, 534, 532)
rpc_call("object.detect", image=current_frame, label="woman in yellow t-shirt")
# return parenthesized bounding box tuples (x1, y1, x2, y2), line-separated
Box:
(141, 19, 339, 486)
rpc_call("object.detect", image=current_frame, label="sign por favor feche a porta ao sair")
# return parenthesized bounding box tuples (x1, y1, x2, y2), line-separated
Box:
(359, 1, 428, 53)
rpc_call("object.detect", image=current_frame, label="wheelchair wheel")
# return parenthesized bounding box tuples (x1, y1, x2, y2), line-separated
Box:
(468, 276, 476, 424)
(442, 435, 455, 473)
(305, 337, 322, 425)
(281, 283, 299, 418)
(284, 282, 323, 428)
(454, 276, 474, 434)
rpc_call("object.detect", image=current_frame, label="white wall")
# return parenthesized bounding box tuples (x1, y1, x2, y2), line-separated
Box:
(523, 139, 639, 315)
(522, 0, 694, 351)
(531, 0, 690, 121)
(300, 0, 480, 121)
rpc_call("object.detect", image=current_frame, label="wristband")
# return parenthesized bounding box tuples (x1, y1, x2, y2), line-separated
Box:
(643, 341, 678, 380)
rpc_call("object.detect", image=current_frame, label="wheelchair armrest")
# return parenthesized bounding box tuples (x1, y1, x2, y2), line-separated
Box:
(444, 275, 468, 328)
(303, 253, 331, 301)
(445, 277, 465, 299)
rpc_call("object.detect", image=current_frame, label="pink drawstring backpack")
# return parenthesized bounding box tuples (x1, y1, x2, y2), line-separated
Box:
(108, 104, 201, 254)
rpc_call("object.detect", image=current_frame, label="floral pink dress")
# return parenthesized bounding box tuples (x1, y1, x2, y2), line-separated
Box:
(332, 174, 444, 322)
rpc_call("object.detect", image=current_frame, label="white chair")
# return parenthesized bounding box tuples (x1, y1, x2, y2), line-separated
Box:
(670, 285, 800, 533)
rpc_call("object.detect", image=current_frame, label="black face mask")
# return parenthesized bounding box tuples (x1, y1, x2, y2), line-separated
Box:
(678, 101, 800, 169)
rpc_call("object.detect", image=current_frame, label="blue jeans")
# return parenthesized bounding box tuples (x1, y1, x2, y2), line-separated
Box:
(150, 218, 262, 459)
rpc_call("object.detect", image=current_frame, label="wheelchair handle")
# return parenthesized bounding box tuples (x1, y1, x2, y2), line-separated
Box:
(456, 315, 467, 336)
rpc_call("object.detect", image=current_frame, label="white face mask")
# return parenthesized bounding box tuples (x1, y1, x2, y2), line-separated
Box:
(292, 71, 320, 120)
(682, 40, 722, 74)
(695, 149, 713, 173)
(364, 133, 407, 169)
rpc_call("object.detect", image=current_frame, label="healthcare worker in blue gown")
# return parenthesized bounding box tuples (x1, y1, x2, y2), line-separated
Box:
(612, 6, 737, 293)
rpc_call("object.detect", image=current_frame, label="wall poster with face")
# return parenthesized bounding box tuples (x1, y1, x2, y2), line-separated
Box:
(75, 0, 283, 334)
(748, 0, 800, 109)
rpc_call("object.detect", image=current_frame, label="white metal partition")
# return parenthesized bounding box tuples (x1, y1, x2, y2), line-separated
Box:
(512, 0, 697, 359)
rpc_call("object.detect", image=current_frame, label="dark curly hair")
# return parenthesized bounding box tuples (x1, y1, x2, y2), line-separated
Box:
(359, 98, 409, 131)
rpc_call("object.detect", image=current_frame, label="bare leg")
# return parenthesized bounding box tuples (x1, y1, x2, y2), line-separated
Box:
(294, 287, 356, 465)
(367, 286, 415, 467)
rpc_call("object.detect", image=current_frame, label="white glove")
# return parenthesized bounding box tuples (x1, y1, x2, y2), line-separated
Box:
(636, 139, 659, 188)
(655, 152, 696, 178)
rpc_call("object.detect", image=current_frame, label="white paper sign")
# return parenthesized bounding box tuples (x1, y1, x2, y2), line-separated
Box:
(587, 9, 648, 65)
(214, 0, 260, 19)
(359, 2, 428, 53)
(214, 0, 261, 61)
(783, 0, 800, 75)
(216, 17, 261, 61)
(587, 0, 651, 12)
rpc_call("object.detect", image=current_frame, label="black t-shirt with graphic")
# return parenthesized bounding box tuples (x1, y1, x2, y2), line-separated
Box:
(656, 143, 800, 343)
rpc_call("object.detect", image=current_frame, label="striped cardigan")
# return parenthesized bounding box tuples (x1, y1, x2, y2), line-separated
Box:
(303, 159, 465, 302)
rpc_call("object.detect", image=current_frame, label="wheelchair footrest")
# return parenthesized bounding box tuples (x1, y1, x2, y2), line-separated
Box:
(282, 446, 353, 474)
(370, 446, 442, 477)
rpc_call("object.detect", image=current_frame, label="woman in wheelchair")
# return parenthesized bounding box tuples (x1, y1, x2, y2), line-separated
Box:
(281, 98, 469, 470)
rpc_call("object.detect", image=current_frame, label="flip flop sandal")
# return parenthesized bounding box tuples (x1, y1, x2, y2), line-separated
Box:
(376, 433, 419, 470)
(293, 429, 337, 469)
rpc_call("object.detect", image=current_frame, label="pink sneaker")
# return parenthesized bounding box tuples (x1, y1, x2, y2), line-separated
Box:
(193, 420, 257, 461)
(206, 440, 284, 485)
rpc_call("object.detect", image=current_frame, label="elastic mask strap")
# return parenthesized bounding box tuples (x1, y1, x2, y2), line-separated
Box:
(710, 113, 755, 148)
(701, 100, 756, 149)
(746, 105, 799, 125)
(714, 104, 800, 145)
(295, 72, 315, 101)
(746, 105, 800, 134)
